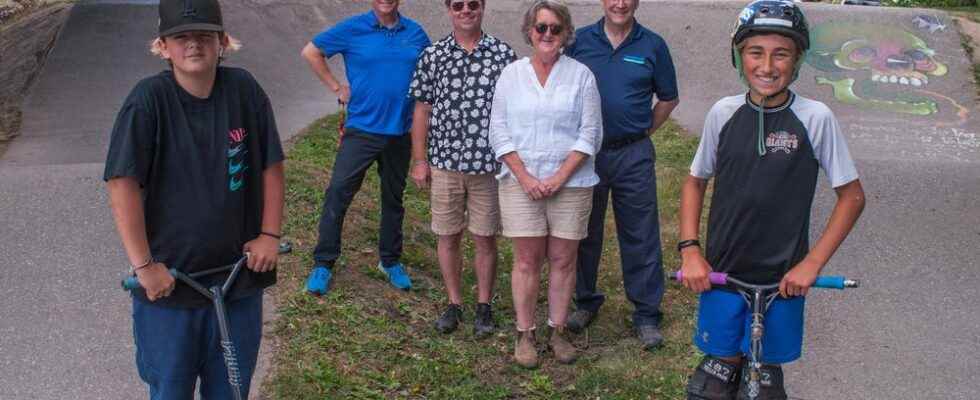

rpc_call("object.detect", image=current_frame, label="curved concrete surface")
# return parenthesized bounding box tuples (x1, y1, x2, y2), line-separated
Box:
(1, 1, 977, 399)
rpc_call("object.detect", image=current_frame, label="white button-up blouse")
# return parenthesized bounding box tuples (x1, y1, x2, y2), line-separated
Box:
(489, 55, 603, 187)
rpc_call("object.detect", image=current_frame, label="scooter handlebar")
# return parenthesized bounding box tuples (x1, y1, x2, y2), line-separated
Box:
(121, 241, 293, 291)
(671, 271, 730, 285)
(671, 271, 859, 289)
(121, 268, 178, 291)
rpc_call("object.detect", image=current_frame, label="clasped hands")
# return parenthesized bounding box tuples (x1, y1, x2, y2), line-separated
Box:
(518, 173, 567, 200)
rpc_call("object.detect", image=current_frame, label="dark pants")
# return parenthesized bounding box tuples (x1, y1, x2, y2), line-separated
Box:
(575, 137, 665, 327)
(313, 128, 411, 266)
(133, 292, 263, 400)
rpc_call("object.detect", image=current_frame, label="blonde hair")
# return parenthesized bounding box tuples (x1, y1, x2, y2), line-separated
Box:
(522, 0, 574, 48)
(148, 32, 242, 61)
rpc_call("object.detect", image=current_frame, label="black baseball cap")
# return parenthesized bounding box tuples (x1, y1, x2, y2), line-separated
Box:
(158, 0, 224, 37)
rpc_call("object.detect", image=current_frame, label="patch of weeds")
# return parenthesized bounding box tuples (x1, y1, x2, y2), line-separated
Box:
(953, 18, 980, 95)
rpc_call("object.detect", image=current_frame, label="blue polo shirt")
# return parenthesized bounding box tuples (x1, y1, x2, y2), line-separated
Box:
(566, 18, 678, 141)
(313, 11, 430, 135)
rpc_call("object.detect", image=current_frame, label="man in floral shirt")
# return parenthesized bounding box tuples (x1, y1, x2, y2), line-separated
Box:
(408, 0, 516, 338)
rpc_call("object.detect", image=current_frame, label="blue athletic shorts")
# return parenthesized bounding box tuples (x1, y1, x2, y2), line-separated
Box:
(693, 289, 805, 364)
(133, 291, 263, 400)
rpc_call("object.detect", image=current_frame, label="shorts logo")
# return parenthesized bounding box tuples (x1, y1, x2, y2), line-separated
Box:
(227, 128, 248, 192)
(702, 357, 735, 382)
(765, 130, 799, 154)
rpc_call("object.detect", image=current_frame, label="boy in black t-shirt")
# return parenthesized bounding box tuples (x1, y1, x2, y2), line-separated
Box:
(678, 1, 866, 399)
(103, 0, 284, 398)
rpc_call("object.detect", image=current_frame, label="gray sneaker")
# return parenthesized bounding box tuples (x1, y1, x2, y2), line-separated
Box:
(636, 325, 664, 351)
(473, 303, 495, 339)
(435, 304, 463, 334)
(566, 309, 596, 334)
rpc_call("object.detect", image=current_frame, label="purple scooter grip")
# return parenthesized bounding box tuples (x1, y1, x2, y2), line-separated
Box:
(673, 270, 728, 285)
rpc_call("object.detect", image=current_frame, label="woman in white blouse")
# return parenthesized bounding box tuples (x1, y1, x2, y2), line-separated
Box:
(489, 0, 602, 369)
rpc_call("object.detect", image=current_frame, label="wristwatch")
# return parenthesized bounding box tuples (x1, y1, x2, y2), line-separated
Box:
(677, 239, 701, 252)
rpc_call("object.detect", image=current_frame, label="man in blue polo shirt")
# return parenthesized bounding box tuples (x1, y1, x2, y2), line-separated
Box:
(300, 0, 430, 295)
(564, 0, 679, 350)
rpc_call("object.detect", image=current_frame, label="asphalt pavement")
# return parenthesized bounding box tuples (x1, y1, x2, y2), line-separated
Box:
(1, 1, 976, 399)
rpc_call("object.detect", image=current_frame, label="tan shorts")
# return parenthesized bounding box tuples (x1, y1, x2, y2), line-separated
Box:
(430, 168, 500, 237)
(498, 179, 593, 240)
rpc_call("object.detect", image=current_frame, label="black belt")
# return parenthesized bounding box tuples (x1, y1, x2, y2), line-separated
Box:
(602, 134, 646, 151)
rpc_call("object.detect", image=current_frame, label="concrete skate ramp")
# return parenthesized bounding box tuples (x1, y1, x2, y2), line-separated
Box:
(1, 1, 977, 399)
(4, 0, 978, 166)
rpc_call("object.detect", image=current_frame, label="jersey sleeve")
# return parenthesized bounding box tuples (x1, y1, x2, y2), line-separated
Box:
(572, 70, 602, 156)
(690, 103, 724, 179)
(489, 66, 516, 160)
(809, 111, 859, 188)
(103, 96, 156, 185)
(256, 85, 285, 169)
(651, 41, 679, 102)
(311, 21, 351, 58)
(408, 49, 435, 104)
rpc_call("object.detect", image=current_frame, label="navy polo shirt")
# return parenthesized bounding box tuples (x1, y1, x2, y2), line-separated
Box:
(313, 11, 430, 135)
(566, 18, 678, 140)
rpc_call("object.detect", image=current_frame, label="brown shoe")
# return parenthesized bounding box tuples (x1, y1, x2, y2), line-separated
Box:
(514, 329, 538, 369)
(548, 325, 578, 364)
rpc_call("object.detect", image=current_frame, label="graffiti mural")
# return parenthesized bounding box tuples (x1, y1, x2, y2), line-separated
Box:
(912, 15, 947, 34)
(806, 22, 951, 117)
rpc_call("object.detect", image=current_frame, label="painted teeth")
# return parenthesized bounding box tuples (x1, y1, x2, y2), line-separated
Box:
(871, 74, 925, 86)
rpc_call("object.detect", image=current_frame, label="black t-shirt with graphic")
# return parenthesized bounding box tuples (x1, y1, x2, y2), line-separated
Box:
(690, 92, 859, 284)
(104, 67, 285, 308)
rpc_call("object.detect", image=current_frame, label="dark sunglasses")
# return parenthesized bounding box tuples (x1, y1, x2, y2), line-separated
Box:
(450, 0, 481, 12)
(534, 23, 563, 36)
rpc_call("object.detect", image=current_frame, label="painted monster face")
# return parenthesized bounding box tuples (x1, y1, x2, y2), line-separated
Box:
(807, 22, 950, 116)
(833, 32, 947, 87)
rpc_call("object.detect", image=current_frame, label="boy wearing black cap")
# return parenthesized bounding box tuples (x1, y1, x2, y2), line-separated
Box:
(104, 0, 284, 398)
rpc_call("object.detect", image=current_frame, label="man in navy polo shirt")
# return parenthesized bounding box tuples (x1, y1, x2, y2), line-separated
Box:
(300, 0, 430, 295)
(564, 0, 679, 350)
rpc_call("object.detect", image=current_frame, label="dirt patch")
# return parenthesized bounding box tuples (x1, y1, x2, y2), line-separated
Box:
(955, 16, 980, 64)
(0, 1, 71, 148)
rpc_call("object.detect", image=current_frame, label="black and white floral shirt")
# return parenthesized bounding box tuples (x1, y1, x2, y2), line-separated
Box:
(409, 33, 517, 174)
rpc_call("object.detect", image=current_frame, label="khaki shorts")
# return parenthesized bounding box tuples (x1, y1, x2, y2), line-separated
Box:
(430, 168, 500, 237)
(498, 179, 593, 240)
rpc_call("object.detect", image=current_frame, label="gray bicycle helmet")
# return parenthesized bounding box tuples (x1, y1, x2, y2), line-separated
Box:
(731, 0, 810, 82)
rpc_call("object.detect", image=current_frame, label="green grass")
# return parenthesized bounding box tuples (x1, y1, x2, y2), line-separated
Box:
(264, 116, 708, 399)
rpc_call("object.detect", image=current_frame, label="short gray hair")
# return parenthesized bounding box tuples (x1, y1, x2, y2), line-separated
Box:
(521, 0, 574, 48)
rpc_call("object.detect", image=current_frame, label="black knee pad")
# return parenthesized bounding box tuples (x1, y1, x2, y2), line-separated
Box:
(736, 363, 787, 400)
(687, 356, 740, 400)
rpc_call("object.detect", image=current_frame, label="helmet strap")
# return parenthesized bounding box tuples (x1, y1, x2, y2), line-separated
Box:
(757, 95, 767, 157)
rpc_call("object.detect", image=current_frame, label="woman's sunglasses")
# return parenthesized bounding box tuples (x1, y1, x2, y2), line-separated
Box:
(534, 23, 563, 36)
(450, 0, 482, 12)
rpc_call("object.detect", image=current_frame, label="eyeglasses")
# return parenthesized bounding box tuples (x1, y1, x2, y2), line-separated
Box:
(450, 0, 481, 12)
(533, 23, 563, 36)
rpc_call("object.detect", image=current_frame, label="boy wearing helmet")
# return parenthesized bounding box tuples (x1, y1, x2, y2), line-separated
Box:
(104, 0, 284, 397)
(677, 1, 865, 399)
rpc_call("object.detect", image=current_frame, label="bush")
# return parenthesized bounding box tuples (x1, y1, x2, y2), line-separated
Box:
(884, 0, 977, 7)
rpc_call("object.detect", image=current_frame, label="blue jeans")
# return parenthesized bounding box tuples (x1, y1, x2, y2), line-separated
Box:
(574, 138, 665, 327)
(312, 128, 411, 266)
(133, 292, 263, 400)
